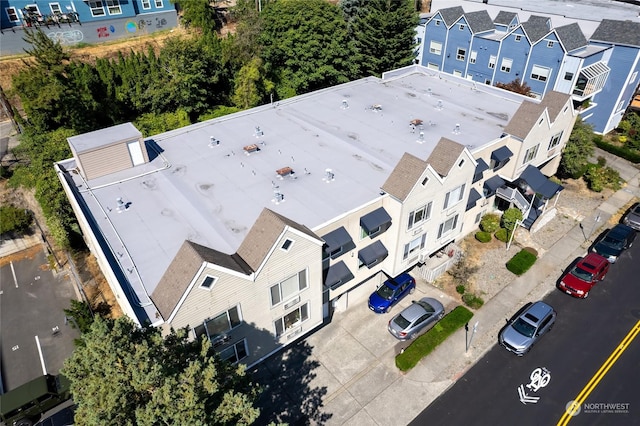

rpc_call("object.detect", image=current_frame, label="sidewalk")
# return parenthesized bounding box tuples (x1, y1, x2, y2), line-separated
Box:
(253, 154, 640, 426)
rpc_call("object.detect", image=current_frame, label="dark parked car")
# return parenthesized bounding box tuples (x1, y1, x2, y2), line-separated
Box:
(592, 224, 636, 263)
(622, 203, 640, 231)
(368, 273, 416, 313)
(558, 252, 609, 299)
(387, 297, 445, 340)
(499, 301, 556, 356)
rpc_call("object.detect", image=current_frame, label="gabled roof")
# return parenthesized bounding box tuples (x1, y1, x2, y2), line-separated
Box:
(151, 241, 251, 320)
(541, 91, 571, 122)
(503, 91, 570, 140)
(381, 153, 428, 202)
(439, 6, 465, 27)
(521, 16, 551, 44)
(465, 10, 494, 34)
(554, 23, 587, 53)
(494, 11, 517, 26)
(591, 19, 640, 47)
(236, 208, 320, 272)
(426, 137, 466, 178)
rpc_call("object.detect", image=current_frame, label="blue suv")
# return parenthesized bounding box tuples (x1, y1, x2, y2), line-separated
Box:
(592, 224, 636, 263)
(368, 273, 416, 313)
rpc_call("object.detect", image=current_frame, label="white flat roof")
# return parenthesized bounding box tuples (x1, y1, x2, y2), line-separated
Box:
(62, 67, 524, 300)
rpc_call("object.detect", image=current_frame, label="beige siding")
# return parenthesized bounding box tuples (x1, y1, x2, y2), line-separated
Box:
(78, 142, 134, 180)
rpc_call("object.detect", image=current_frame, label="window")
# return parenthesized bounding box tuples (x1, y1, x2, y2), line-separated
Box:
(523, 144, 539, 164)
(88, 1, 105, 16)
(49, 3, 62, 14)
(500, 58, 513, 73)
(547, 41, 554, 48)
(443, 184, 466, 210)
(515, 34, 522, 42)
(154, 0, 164, 7)
(470, 51, 477, 64)
(105, 0, 121, 14)
(421, 176, 429, 186)
(456, 48, 466, 61)
(270, 270, 307, 306)
(219, 339, 248, 363)
(564, 72, 574, 81)
(538, 117, 544, 126)
(275, 302, 309, 337)
(631, 72, 638, 84)
(403, 234, 427, 260)
(458, 159, 465, 168)
(281, 238, 294, 251)
(200, 275, 218, 290)
(141, 0, 151, 9)
(548, 131, 563, 150)
(437, 215, 459, 239)
(531, 65, 550, 82)
(459, 24, 465, 31)
(488, 55, 496, 69)
(5, 7, 19, 22)
(616, 100, 624, 112)
(204, 306, 242, 338)
(430, 41, 442, 55)
(407, 202, 432, 230)
(427, 63, 440, 70)
(435, 19, 441, 26)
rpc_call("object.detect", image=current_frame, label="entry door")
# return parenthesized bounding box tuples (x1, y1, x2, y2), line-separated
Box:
(127, 141, 145, 166)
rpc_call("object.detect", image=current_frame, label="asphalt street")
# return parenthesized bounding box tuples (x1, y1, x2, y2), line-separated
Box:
(410, 242, 640, 426)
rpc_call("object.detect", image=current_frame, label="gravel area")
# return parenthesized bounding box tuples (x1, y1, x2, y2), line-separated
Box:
(432, 178, 614, 303)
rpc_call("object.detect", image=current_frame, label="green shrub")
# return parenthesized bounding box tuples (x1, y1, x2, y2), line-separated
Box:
(501, 208, 523, 232)
(583, 164, 622, 192)
(395, 306, 473, 372)
(592, 138, 640, 164)
(480, 213, 501, 233)
(596, 156, 607, 167)
(475, 231, 491, 243)
(462, 293, 484, 309)
(494, 228, 510, 242)
(0, 205, 33, 235)
(506, 249, 537, 275)
(456, 284, 466, 295)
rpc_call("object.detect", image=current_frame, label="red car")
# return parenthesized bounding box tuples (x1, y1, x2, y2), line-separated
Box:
(558, 252, 609, 298)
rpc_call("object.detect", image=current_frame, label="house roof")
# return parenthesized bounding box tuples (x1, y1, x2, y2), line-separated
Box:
(521, 16, 551, 44)
(503, 91, 570, 140)
(381, 152, 428, 202)
(591, 19, 640, 47)
(426, 137, 466, 178)
(439, 6, 465, 27)
(465, 10, 494, 34)
(236, 208, 320, 272)
(554, 23, 587, 52)
(541, 91, 571, 122)
(493, 10, 517, 26)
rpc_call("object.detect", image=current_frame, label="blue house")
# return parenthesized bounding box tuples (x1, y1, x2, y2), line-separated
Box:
(0, 1, 177, 55)
(419, 6, 640, 134)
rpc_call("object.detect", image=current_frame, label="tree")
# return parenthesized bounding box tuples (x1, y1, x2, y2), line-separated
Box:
(495, 78, 533, 97)
(559, 117, 595, 178)
(347, 0, 419, 77)
(0, 205, 32, 235)
(501, 207, 523, 232)
(62, 317, 260, 425)
(259, 0, 360, 98)
(173, 0, 222, 35)
(231, 57, 274, 109)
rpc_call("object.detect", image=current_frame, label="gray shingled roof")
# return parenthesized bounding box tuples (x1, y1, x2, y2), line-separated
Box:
(426, 137, 465, 178)
(494, 11, 517, 26)
(236, 208, 320, 272)
(521, 16, 551, 44)
(591, 19, 640, 47)
(439, 6, 465, 27)
(541, 91, 571, 122)
(555, 23, 587, 52)
(465, 10, 494, 34)
(151, 241, 251, 320)
(381, 153, 428, 202)
(503, 91, 570, 140)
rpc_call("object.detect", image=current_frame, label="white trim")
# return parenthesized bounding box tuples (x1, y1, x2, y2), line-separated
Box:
(5, 6, 20, 22)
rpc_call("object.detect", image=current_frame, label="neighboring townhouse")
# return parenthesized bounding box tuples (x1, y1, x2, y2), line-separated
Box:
(419, 2, 640, 133)
(0, 0, 177, 55)
(56, 66, 576, 367)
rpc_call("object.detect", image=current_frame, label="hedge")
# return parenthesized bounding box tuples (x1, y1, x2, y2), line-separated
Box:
(593, 138, 640, 164)
(506, 249, 537, 275)
(395, 306, 474, 372)
(494, 228, 510, 242)
(475, 231, 492, 243)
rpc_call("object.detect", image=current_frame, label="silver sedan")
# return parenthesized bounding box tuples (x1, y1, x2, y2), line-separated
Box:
(387, 297, 445, 340)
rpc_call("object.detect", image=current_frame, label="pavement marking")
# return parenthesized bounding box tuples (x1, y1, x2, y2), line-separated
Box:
(10, 260, 18, 288)
(35, 335, 48, 375)
(557, 319, 640, 425)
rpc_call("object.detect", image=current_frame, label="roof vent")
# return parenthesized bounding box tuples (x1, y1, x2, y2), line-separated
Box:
(371, 104, 383, 112)
(243, 144, 260, 154)
(341, 99, 349, 109)
(273, 190, 285, 204)
(416, 131, 425, 144)
(453, 123, 461, 135)
(116, 197, 130, 213)
(323, 168, 335, 183)
(436, 100, 444, 110)
(254, 126, 263, 137)
(209, 136, 220, 147)
(427, 87, 433, 96)
(409, 119, 423, 133)
(276, 167, 294, 178)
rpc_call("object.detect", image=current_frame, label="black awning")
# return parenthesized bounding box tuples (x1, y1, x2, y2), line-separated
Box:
(322, 226, 355, 256)
(475, 158, 489, 174)
(466, 188, 483, 211)
(483, 175, 505, 195)
(324, 261, 355, 290)
(360, 207, 392, 233)
(519, 165, 564, 198)
(358, 240, 388, 268)
(491, 146, 514, 163)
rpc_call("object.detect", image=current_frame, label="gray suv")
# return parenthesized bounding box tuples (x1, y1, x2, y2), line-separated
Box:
(499, 301, 556, 356)
(623, 203, 640, 231)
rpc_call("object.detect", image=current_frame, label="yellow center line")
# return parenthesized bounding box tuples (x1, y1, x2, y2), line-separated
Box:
(557, 319, 640, 426)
